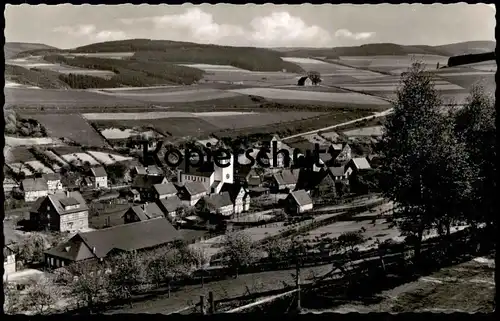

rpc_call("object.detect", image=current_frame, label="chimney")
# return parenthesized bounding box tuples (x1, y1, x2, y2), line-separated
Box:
(92, 247, 96, 254)
(66, 190, 70, 198)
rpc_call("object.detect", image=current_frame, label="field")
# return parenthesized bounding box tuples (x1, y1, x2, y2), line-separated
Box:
(98, 88, 243, 103)
(61, 152, 101, 166)
(178, 63, 252, 73)
(100, 128, 161, 140)
(6, 56, 116, 79)
(4, 146, 36, 163)
(86, 151, 133, 165)
(23, 160, 55, 174)
(7, 163, 34, 176)
(301, 133, 331, 145)
(28, 114, 109, 147)
(343, 126, 384, 137)
(5, 136, 59, 147)
(66, 52, 135, 59)
(82, 111, 256, 120)
(5, 88, 149, 109)
(227, 88, 391, 106)
(319, 131, 341, 142)
(200, 112, 326, 130)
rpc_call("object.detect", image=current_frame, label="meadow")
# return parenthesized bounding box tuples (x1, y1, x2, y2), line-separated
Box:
(85, 151, 133, 165)
(100, 88, 243, 103)
(28, 114, 109, 147)
(61, 152, 101, 166)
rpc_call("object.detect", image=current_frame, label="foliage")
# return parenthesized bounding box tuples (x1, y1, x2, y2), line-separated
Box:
(4, 282, 23, 314)
(5, 64, 69, 89)
(105, 162, 128, 184)
(378, 62, 447, 260)
(454, 85, 496, 231)
(106, 251, 148, 301)
(68, 261, 109, 310)
(349, 169, 381, 195)
(222, 231, 258, 275)
(307, 71, 322, 85)
(17, 234, 47, 264)
(265, 238, 290, 261)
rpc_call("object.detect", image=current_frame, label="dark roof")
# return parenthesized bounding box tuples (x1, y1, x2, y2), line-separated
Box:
(274, 169, 300, 186)
(297, 76, 309, 86)
(204, 192, 233, 210)
(127, 202, 164, 221)
(220, 183, 247, 202)
(30, 196, 46, 213)
(45, 218, 181, 261)
(48, 191, 88, 215)
(59, 197, 80, 207)
(153, 183, 178, 196)
(132, 174, 167, 189)
(4, 245, 16, 257)
(158, 196, 183, 213)
(289, 190, 313, 207)
(43, 173, 61, 181)
(183, 181, 208, 196)
(91, 166, 107, 177)
(22, 177, 48, 192)
(328, 166, 346, 177)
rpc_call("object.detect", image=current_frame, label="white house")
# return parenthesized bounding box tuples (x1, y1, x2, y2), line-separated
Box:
(44, 173, 63, 193)
(21, 177, 49, 202)
(285, 190, 314, 215)
(91, 167, 108, 189)
(345, 157, 372, 177)
(221, 183, 251, 215)
(199, 192, 234, 217)
(3, 244, 16, 280)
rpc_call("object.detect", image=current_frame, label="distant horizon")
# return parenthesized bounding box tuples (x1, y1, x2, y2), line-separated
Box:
(5, 38, 497, 52)
(5, 4, 495, 49)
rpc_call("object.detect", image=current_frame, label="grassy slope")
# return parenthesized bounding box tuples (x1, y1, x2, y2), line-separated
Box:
(4, 42, 57, 59)
(5, 64, 70, 89)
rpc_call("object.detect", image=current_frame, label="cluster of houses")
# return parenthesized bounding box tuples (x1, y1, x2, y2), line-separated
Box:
(5, 134, 376, 273)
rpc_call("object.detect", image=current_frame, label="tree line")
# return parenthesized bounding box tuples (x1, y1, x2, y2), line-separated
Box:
(378, 62, 496, 262)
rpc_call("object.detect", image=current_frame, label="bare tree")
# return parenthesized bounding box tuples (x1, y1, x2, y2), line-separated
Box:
(23, 277, 62, 315)
(265, 238, 290, 261)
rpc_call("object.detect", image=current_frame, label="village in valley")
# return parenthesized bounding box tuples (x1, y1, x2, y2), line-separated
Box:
(3, 4, 496, 315)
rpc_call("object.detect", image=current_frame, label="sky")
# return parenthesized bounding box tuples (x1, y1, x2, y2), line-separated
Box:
(4, 4, 496, 49)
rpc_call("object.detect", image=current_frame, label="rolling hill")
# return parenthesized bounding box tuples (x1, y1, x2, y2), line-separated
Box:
(275, 40, 496, 58)
(4, 42, 58, 59)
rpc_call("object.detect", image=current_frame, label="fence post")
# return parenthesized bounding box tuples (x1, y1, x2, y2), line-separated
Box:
(200, 295, 206, 315)
(208, 291, 215, 314)
(296, 259, 301, 312)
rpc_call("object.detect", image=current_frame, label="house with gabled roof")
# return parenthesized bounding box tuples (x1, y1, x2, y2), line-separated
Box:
(21, 177, 49, 202)
(43, 173, 63, 193)
(29, 191, 89, 232)
(197, 192, 234, 217)
(178, 181, 208, 206)
(132, 174, 168, 201)
(220, 183, 250, 215)
(153, 182, 178, 200)
(44, 218, 181, 269)
(157, 196, 184, 220)
(285, 190, 313, 215)
(123, 202, 164, 224)
(345, 157, 372, 177)
(90, 166, 108, 189)
(272, 169, 300, 192)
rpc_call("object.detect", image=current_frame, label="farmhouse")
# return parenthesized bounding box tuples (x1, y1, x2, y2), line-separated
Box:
(198, 192, 234, 217)
(297, 76, 313, 86)
(21, 177, 49, 202)
(332, 143, 352, 164)
(345, 157, 372, 177)
(220, 183, 251, 215)
(178, 181, 208, 206)
(328, 166, 349, 182)
(285, 190, 314, 215)
(123, 202, 164, 224)
(3, 244, 17, 279)
(44, 218, 181, 269)
(91, 166, 108, 189)
(157, 196, 184, 220)
(153, 182, 178, 199)
(272, 169, 300, 192)
(29, 191, 89, 232)
(132, 175, 168, 201)
(43, 173, 63, 193)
